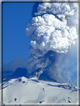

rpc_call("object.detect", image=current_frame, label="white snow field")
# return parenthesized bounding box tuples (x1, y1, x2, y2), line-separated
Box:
(2, 76, 79, 105)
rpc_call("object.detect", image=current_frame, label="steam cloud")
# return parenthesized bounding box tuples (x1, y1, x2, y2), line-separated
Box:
(26, 3, 78, 85)
(3, 2, 78, 86)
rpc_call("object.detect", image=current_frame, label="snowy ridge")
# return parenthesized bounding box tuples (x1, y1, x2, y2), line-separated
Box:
(2, 76, 78, 104)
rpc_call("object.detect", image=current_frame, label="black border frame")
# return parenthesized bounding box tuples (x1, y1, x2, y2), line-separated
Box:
(1, 0, 80, 106)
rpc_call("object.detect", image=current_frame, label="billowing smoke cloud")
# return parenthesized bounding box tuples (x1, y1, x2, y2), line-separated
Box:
(3, 2, 78, 86)
(26, 3, 78, 86)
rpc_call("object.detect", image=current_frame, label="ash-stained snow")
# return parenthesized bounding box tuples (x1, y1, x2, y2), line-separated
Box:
(2, 77, 79, 104)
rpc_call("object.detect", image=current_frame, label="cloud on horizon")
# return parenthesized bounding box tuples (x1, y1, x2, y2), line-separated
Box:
(3, 56, 28, 72)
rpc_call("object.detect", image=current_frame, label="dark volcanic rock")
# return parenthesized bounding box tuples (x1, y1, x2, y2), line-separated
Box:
(11, 68, 28, 78)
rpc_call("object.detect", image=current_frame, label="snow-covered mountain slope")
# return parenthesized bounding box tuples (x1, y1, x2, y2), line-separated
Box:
(2, 76, 79, 105)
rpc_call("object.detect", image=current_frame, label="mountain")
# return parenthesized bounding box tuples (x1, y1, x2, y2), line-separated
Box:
(2, 49, 78, 105)
(3, 68, 28, 82)
(3, 66, 63, 83)
(11, 68, 28, 78)
(2, 76, 79, 105)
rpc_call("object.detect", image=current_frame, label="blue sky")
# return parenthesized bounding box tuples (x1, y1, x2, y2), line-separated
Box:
(2, 2, 78, 87)
(3, 3, 35, 64)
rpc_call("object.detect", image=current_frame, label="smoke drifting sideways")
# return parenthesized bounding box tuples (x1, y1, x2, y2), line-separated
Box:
(26, 3, 78, 86)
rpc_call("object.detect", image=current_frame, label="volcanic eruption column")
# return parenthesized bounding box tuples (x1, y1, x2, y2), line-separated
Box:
(26, 3, 78, 86)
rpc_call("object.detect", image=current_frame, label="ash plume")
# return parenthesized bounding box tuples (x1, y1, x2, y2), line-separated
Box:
(26, 3, 78, 85)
